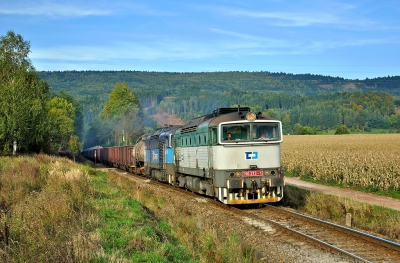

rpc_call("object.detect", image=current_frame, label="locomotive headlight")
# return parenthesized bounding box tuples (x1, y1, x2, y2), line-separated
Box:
(246, 112, 256, 121)
(236, 172, 240, 177)
(265, 170, 269, 175)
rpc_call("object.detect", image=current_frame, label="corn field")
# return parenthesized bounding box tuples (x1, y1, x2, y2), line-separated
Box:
(281, 134, 400, 191)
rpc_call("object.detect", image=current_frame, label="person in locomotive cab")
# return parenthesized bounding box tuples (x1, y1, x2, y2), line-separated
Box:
(259, 134, 266, 140)
(225, 132, 232, 140)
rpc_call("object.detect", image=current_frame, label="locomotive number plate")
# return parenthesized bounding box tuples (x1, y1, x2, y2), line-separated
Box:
(242, 170, 263, 176)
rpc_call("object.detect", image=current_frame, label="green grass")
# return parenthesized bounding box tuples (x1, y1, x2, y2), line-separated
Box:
(369, 128, 398, 134)
(350, 185, 400, 199)
(316, 128, 399, 135)
(89, 171, 196, 262)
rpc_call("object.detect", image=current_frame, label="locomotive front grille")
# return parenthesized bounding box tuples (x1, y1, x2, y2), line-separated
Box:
(227, 179, 244, 189)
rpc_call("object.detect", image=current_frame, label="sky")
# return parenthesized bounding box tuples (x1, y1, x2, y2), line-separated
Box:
(1, 0, 400, 80)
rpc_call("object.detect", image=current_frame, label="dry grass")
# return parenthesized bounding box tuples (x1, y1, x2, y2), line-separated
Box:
(282, 134, 400, 193)
(304, 191, 400, 241)
(0, 154, 100, 263)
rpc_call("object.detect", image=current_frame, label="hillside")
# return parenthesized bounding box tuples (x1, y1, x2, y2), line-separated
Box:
(39, 71, 400, 97)
(38, 71, 400, 145)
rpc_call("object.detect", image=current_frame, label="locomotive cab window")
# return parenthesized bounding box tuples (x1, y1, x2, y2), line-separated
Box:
(253, 123, 280, 141)
(221, 122, 281, 143)
(222, 124, 249, 141)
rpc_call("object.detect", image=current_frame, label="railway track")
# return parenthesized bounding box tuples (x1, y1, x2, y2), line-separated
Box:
(247, 205, 400, 263)
(101, 167, 400, 262)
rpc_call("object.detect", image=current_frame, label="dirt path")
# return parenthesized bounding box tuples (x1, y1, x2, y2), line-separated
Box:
(285, 177, 400, 211)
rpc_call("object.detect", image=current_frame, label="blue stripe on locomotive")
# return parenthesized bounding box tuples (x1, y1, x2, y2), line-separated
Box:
(165, 147, 173, 164)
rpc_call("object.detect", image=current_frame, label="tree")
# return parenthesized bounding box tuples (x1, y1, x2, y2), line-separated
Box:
(293, 123, 303, 135)
(396, 113, 400, 133)
(69, 134, 80, 162)
(335, 125, 350, 135)
(98, 82, 143, 145)
(0, 31, 50, 154)
(46, 97, 76, 151)
(263, 109, 277, 118)
(56, 91, 84, 138)
(282, 114, 291, 134)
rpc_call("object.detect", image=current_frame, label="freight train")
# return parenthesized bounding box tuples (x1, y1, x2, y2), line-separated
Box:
(82, 107, 285, 205)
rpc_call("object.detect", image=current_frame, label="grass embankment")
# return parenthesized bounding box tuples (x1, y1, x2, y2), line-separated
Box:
(0, 155, 258, 262)
(0, 154, 96, 262)
(284, 185, 400, 241)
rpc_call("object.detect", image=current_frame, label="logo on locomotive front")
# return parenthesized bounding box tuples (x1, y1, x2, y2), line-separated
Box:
(245, 151, 258, 160)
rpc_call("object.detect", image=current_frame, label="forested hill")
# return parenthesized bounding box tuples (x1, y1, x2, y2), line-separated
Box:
(39, 71, 400, 141)
(39, 71, 400, 97)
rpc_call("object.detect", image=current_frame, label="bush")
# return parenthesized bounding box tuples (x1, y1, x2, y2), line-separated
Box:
(334, 125, 350, 135)
(302, 126, 316, 135)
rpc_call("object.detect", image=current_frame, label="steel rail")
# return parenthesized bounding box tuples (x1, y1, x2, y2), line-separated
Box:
(253, 204, 400, 262)
(266, 204, 400, 252)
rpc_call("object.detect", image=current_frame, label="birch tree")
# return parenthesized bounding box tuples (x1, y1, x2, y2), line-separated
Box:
(0, 31, 49, 154)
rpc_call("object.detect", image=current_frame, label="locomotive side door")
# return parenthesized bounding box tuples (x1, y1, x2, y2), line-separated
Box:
(174, 137, 180, 172)
(208, 128, 217, 176)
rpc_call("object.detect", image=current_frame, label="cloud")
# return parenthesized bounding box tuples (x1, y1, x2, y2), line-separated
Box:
(208, 28, 291, 47)
(0, 1, 111, 17)
(0, 0, 178, 18)
(204, 3, 373, 29)
(226, 10, 341, 27)
(31, 40, 218, 63)
(31, 32, 397, 69)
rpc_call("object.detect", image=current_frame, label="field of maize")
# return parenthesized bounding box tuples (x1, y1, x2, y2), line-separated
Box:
(281, 134, 400, 191)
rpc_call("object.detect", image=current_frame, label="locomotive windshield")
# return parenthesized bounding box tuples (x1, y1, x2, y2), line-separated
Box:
(221, 121, 281, 143)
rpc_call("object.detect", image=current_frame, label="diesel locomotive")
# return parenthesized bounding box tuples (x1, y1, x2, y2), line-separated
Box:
(82, 107, 285, 205)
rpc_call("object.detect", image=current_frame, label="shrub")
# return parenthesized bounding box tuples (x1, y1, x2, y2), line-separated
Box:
(334, 125, 350, 134)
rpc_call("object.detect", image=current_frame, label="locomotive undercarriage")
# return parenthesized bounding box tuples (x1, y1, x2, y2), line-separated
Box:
(165, 171, 284, 205)
(218, 185, 284, 205)
(176, 175, 284, 205)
